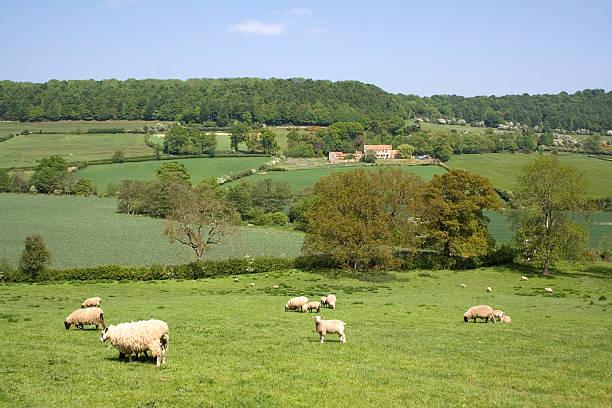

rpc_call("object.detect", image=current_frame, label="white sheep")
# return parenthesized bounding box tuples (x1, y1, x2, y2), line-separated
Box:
(492, 309, 505, 322)
(273, 285, 279, 289)
(65, 307, 105, 330)
(501, 315, 512, 323)
(326, 294, 337, 310)
(285, 296, 308, 311)
(320, 296, 327, 307)
(486, 287, 492, 292)
(100, 319, 169, 366)
(521, 276, 528, 281)
(81, 297, 101, 308)
(463, 305, 495, 323)
(234, 278, 239, 283)
(545, 287, 553, 293)
(302, 301, 321, 313)
(313, 316, 346, 343)
(249, 282, 254, 287)
(460, 283, 466, 288)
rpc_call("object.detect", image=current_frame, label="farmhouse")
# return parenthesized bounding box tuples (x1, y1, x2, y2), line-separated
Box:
(363, 144, 398, 159)
(328, 151, 363, 163)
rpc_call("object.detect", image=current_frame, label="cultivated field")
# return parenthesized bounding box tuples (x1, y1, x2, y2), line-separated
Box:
(447, 153, 612, 198)
(0, 120, 171, 137)
(76, 157, 271, 191)
(0, 264, 610, 407)
(0, 194, 303, 269)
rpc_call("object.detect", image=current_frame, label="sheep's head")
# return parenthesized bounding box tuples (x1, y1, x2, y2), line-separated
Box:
(314, 316, 323, 324)
(64, 321, 71, 330)
(302, 304, 309, 312)
(463, 315, 469, 323)
(81, 304, 86, 308)
(100, 327, 109, 342)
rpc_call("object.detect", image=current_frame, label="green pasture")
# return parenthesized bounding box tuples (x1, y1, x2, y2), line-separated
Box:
(0, 194, 303, 269)
(447, 153, 612, 198)
(0, 120, 171, 137)
(0, 263, 610, 407)
(76, 157, 271, 191)
(0, 132, 154, 168)
(417, 121, 487, 135)
(226, 164, 446, 192)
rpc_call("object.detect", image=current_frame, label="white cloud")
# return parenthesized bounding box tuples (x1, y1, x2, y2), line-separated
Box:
(289, 8, 313, 16)
(307, 27, 329, 35)
(229, 20, 286, 35)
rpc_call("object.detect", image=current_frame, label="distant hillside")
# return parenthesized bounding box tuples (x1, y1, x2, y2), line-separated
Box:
(0, 78, 610, 131)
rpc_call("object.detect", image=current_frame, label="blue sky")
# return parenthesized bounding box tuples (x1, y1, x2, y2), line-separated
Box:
(1, 0, 610, 96)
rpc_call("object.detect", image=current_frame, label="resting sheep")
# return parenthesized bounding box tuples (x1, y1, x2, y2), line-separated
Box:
(65, 307, 105, 330)
(313, 316, 346, 343)
(545, 287, 554, 293)
(325, 294, 337, 310)
(81, 297, 101, 308)
(285, 296, 308, 311)
(100, 319, 169, 366)
(501, 315, 512, 323)
(460, 283, 466, 288)
(463, 305, 495, 323)
(302, 301, 321, 313)
(492, 309, 505, 322)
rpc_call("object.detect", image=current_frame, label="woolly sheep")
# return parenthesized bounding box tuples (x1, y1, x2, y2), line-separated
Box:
(81, 297, 101, 308)
(100, 319, 169, 366)
(492, 309, 505, 322)
(460, 283, 466, 288)
(302, 301, 321, 313)
(273, 285, 279, 289)
(234, 278, 239, 283)
(501, 315, 512, 323)
(486, 287, 492, 292)
(320, 296, 327, 307)
(521, 276, 528, 281)
(463, 305, 495, 323)
(65, 307, 105, 330)
(326, 294, 337, 310)
(545, 287, 553, 293)
(313, 316, 346, 343)
(249, 282, 255, 287)
(285, 296, 308, 311)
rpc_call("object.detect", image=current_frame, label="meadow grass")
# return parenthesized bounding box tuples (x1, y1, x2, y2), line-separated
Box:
(0, 133, 154, 168)
(0, 120, 170, 137)
(0, 263, 610, 407)
(75, 156, 271, 191)
(447, 152, 612, 198)
(0, 194, 303, 269)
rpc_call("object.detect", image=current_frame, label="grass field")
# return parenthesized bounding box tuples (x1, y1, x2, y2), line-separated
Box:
(447, 152, 612, 198)
(0, 263, 610, 407)
(0, 120, 172, 137)
(226, 164, 446, 192)
(76, 157, 271, 191)
(0, 194, 303, 269)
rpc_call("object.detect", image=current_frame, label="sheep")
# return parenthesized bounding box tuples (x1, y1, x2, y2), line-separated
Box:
(460, 283, 466, 288)
(492, 309, 505, 322)
(326, 294, 337, 310)
(100, 319, 169, 366)
(313, 316, 346, 343)
(521, 276, 528, 281)
(501, 315, 512, 323)
(234, 278, 239, 283)
(320, 296, 327, 307)
(302, 301, 321, 313)
(65, 307, 105, 330)
(81, 297, 101, 308)
(545, 287, 554, 293)
(285, 296, 308, 311)
(249, 282, 255, 287)
(265, 274, 269, 278)
(463, 305, 495, 323)
(273, 285, 279, 289)
(486, 287, 492, 292)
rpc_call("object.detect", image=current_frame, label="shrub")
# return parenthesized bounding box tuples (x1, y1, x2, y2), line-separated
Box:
(72, 178, 96, 196)
(19, 235, 51, 280)
(266, 212, 289, 226)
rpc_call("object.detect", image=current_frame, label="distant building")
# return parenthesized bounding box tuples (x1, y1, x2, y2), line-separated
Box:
(363, 144, 398, 159)
(328, 151, 363, 163)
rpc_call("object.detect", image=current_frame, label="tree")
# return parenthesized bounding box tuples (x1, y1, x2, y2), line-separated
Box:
(112, 150, 125, 163)
(30, 155, 71, 193)
(72, 178, 96, 196)
(434, 142, 453, 161)
(0, 169, 10, 192)
(10, 170, 29, 192)
(156, 162, 191, 186)
(364, 150, 377, 163)
(19, 235, 51, 279)
(118, 180, 148, 215)
(396, 144, 414, 159)
(583, 133, 602, 153)
(226, 182, 253, 220)
(164, 185, 239, 261)
(230, 122, 250, 152)
(250, 179, 291, 213)
(509, 156, 590, 275)
(423, 170, 501, 257)
(260, 128, 279, 154)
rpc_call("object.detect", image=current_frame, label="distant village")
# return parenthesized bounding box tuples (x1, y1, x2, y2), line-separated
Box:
(328, 144, 430, 163)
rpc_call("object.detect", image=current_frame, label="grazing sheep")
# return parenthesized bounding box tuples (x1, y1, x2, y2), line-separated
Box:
(460, 283, 466, 288)
(313, 316, 346, 343)
(492, 309, 505, 322)
(501, 315, 512, 323)
(65, 307, 105, 330)
(326, 294, 337, 310)
(265, 274, 269, 278)
(486, 287, 492, 292)
(273, 285, 279, 289)
(234, 278, 239, 283)
(463, 305, 495, 323)
(285, 296, 308, 311)
(100, 319, 169, 366)
(249, 282, 254, 287)
(302, 301, 321, 313)
(81, 297, 101, 308)
(521, 276, 528, 281)
(545, 287, 553, 293)
(320, 296, 327, 307)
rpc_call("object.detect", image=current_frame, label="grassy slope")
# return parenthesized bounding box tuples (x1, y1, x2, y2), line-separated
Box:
(0, 194, 303, 269)
(447, 153, 612, 198)
(0, 120, 171, 137)
(76, 157, 271, 191)
(0, 264, 610, 407)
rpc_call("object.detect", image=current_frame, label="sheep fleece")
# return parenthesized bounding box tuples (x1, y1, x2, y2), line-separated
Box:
(105, 320, 169, 359)
(65, 307, 104, 327)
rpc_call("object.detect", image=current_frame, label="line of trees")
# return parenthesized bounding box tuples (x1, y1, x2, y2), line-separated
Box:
(1, 79, 610, 131)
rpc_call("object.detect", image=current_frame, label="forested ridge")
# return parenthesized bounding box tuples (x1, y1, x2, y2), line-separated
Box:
(0, 78, 610, 131)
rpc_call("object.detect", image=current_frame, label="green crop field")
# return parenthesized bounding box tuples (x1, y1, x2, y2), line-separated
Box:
(226, 164, 446, 192)
(0, 120, 171, 137)
(0, 194, 303, 269)
(0, 263, 610, 407)
(447, 153, 612, 198)
(76, 156, 271, 191)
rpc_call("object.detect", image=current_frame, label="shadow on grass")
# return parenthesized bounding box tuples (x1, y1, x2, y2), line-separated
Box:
(556, 264, 612, 280)
(104, 355, 159, 365)
(311, 269, 399, 283)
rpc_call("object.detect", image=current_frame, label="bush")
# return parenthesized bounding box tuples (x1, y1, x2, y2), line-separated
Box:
(267, 212, 289, 226)
(19, 235, 51, 280)
(72, 178, 96, 196)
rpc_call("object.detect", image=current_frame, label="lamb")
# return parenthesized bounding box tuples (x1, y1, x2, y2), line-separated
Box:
(100, 319, 169, 366)
(249, 282, 254, 287)
(273, 285, 279, 289)
(492, 309, 505, 322)
(325, 294, 337, 310)
(521, 276, 528, 281)
(501, 315, 512, 323)
(285, 296, 308, 311)
(486, 287, 492, 292)
(234, 278, 239, 283)
(545, 287, 554, 293)
(65, 307, 105, 330)
(320, 296, 327, 307)
(313, 316, 346, 343)
(81, 297, 101, 308)
(460, 283, 466, 288)
(463, 305, 495, 323)
(302, 301, 321, 313)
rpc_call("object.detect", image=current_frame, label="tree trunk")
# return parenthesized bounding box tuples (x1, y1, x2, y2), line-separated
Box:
(542, 257, 550, 275)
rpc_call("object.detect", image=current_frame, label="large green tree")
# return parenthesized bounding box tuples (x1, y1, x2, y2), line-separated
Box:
(30, 155, 71, 193)
(509, 156, 590, 275)
(230, 122, 250, 152)
(19, 235, 51, 279)
(423, 170, 500, 257)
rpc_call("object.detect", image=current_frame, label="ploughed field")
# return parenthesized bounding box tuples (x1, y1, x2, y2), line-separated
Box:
(0, 265, 610, 407)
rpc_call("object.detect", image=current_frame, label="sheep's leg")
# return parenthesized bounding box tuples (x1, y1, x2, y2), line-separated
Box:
(473, 318, 476, 323)
(156, 356, 161, 367)
(319, 333, 324, 343)
(128, 354, 133, 363)
(95, 324, 99, 330)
